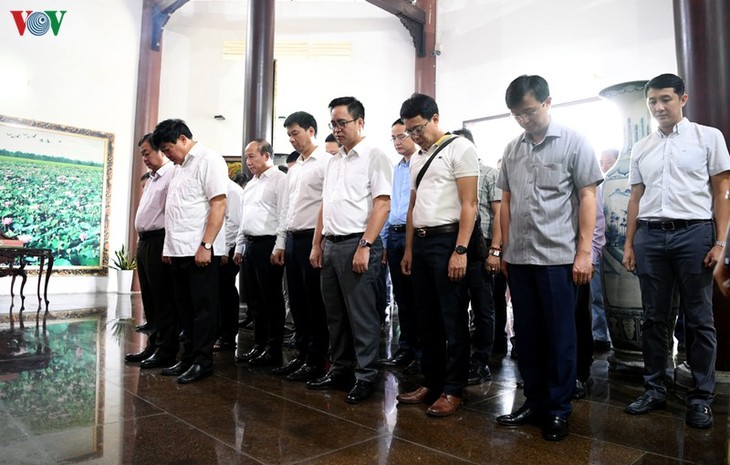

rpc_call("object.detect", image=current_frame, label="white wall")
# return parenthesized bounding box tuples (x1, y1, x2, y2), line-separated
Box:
(0, 0, 142, 294)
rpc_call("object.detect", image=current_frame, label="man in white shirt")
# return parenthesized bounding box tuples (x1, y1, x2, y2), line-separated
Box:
(125, 133, 178, 369)
(271, 111, 331, 381)
(233, 140, 287, 367)
(151, 119, 228, 384)
(307, 97, 392, 404)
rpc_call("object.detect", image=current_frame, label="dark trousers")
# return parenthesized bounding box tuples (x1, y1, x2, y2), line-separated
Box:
(218, 247, 240, 342)
(285, 231, 328, 366)
(508, 264, 577, 418)
(244, 236, 285, 351)
(492, 272, 508, 353)
(634, 221, 716, 406)
(171, 255, 221, 368)
(465, 259, 495, 367)
(386, 230, 419, 356)
(320, 236, 383, 383)
(575, 282, 594, 382)
(411, 231, 470, 397)
(137, 234, 178, 358)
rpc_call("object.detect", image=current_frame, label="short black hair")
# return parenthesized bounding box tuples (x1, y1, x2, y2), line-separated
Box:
(645, 73, 685, 97)
(400, 93, 438, 121)
(391, 118, 404, 127)
(286, 151, 300, 164)
(505, 75, 550, 109)
(452, 128, 474, 144)
(151, 119, 193, 149)
(138, 133, 153, 147)
(325, 134, 338, 143)
(328, 96, 365, 121)
(284, 111, 318, 136)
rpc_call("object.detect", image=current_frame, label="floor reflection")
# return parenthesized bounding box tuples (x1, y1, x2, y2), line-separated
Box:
(0, 293, 727, 465)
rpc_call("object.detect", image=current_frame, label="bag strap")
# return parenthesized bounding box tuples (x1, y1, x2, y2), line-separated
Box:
(415, 135, 458, 189)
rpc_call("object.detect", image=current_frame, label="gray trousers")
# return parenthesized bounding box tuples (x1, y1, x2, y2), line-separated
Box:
(320, 236, 383, 383)
(634, 220, 716, 406)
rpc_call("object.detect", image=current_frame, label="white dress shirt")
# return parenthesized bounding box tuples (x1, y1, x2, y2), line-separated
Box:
(224, 179, 244, 251)
(235, 166, 287, 254)
(279, 148, 329, 238)
(134, 161, 173, 233)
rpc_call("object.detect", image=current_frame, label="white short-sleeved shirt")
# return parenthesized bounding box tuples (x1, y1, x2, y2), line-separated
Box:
(163, 143, 228, 257)
(629, 118, 730, 220)
(224, 180, 244, 250)
(235, 166, 287, 253)
(135, 161, 173, 233)
(410, 135, 480, 228)
(322, 137, 393, 236)
(281, 148, 329, 234)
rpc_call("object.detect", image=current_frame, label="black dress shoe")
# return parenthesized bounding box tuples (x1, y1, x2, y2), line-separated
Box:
(467, 365, 492, 385)
(140, 352, 176, 369)
(125, 346, 155, 363)
(271, 356, 305, 376)
(286, 364, 325, 382)
(236, 345, 264, 363)
(135, 322, 150, 333)
(306, 372, 355, 391)
(346, 380, 375, 403)
(161, 360, 192, 376)
(496, 406, 540, 427)
(177, 363, 214, 384)
(573, 379, 587, 399)
(543, 416, 569, 441)
(625, 393, 666, 415)
(381, 348, 414, 367)
(686, 404, 713, 429)
(248, 349, 282, 367)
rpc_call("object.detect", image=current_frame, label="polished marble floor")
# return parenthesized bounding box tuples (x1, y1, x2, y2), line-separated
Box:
(0, 293, 727, 465)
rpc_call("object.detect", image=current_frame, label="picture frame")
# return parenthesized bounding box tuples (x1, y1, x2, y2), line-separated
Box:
(0, 115, 114, 275)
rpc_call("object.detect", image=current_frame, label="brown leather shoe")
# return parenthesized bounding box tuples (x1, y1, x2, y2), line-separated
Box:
(426, 394, 461, 417)
(397, 386, 431, 404)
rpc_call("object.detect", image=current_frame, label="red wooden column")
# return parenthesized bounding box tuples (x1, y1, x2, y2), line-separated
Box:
(415, 0, 436, 97)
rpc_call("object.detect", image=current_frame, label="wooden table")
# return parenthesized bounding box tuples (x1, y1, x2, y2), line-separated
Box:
(0, 247, 54, 322)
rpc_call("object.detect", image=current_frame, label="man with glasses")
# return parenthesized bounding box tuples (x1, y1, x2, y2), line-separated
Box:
(495, 75, 602, 441)
(396, 93, 479, 417)
(307, 97, 392, 404)
(380, 119, 420, 373)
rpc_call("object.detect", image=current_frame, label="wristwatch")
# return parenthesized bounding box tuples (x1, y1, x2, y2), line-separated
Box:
(454, 245, 468, 255)
(489, 249, 501, 258)
(201, 242, 213, 251)
(358, 238, 372, 248)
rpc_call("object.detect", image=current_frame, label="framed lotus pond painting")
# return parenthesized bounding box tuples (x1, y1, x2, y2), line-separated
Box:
(0, 115, 113, 274)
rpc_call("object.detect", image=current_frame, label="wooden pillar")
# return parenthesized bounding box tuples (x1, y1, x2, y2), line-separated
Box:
(674, 0, 730, 369)
(415, 0, 436, 97)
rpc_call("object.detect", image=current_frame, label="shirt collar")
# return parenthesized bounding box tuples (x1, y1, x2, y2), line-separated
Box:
(657, 117, 689, 137)
(151, 160, 172, 179)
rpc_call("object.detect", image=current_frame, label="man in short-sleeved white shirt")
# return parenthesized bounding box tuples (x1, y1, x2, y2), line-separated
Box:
(307, 97, 392, 404)
(152, 119, 228, 385)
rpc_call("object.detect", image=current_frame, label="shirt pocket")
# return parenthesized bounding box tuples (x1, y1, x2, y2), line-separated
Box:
(536, 163, 564, 190)
(674, 146, 706, 174)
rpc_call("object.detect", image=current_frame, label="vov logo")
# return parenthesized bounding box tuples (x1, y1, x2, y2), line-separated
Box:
(11, 10, 67, 36)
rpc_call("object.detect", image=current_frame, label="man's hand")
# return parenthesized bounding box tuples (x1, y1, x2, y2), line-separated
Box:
(572, 251, 592, 285)
(448, 252, 467, 281)
(401, 250, 412, 276)
(485, 255, 500, 274)
(233, 252, 243, 265)
(381, 248, 388, 265)
(310, 243, 323, 269)
(195, 245, 212, 267)
(622, 245, 636, 272)
(220, 254, 228, 266)
(162, 255, 171, 265)
(714, 255, 730, 296)
(271, 249, 285, 266)
(353, 247, 370, 273)
(704, 244, 724, 269)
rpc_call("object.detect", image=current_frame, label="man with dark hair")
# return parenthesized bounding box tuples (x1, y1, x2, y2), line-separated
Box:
(495, 75, 602, 441)
(622, 73, 730, 429)
(380, 118, 420, 372)
(234, 139, 288, 366)
(307, 96, 392, 404)
(125, 133, 179, 369)
(324, 133, 340, 156)
(396, 93, 479, 417)
(151, 118, 228, 384)
(271, 111, 331, 381)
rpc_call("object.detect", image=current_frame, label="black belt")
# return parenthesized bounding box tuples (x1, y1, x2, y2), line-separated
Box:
(390, 224, 406, 233)
(138, 229, 165, 240)
(245, 235, 276, 242)
(638, 219, 711, 231)
(325, 232, 362, 242)
(415, 223, 459, 238)
(287, 229, 315, 239)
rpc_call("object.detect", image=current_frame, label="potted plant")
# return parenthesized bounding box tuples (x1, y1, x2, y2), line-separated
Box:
(109, 245, 136, 294)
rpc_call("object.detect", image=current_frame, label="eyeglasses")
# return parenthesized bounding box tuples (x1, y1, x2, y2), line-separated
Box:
(511, 102, 545, 121)
(328, 119, 355, 130)
(391, 134, 410, 142)
(405, 120, 430, 137)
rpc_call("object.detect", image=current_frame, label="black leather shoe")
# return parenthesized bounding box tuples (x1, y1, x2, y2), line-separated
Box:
(573, 379, 587, 399)
(125, 346, 155, 363)
(346, 380, 375, 403)
(140, 352, 176, 369)
(404, 358, 421, 375)
(625, 393, 666, 415)
(306, 372, 355, 391)
(177, 363, 213, 384)
(271, 356, 305, 376)
(135, 322, 150, 333)
(236, 345, 264, 363)
(161, 361, 192, 376)
(248, 349, 282, 367)
(496, 406, 540, 427)
(686, 404, 713, 429)
(381, 349, 414, 367)
(286, 364, 325, 382)
(467, 365, 492, 385)
(543, 416, 569, 441)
